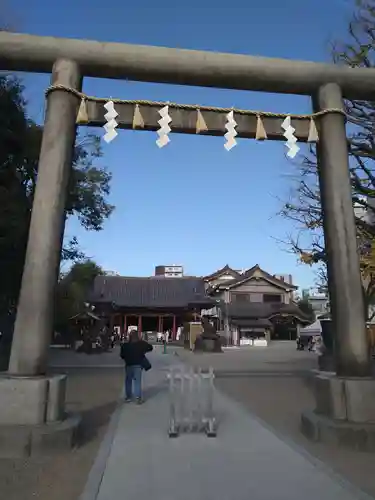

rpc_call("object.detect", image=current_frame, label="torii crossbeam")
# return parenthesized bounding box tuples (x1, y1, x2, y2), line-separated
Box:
(1, 32, 375, 99)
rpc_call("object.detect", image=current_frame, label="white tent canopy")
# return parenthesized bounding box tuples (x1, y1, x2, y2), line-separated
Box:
(300, 320, 321, 337)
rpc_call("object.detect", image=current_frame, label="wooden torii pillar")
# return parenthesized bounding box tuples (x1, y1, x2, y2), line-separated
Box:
(8, 58, 82, 375)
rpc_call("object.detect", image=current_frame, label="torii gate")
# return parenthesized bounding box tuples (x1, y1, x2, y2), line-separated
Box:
(0, 32, 375, 453)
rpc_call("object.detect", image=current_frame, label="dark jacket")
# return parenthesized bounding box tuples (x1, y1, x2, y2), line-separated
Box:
(120, 340, 153, 366)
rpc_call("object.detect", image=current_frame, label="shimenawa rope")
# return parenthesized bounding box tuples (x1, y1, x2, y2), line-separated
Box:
(44, 84, 347, 121)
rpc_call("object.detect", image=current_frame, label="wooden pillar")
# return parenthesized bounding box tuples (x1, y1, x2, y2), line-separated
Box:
(138, 315, 142, 337)
(8, 59, 82, 376)
(315, 83, 370, 377)
(123, 315, 127, 336)
(158, 315, 163, 332)
(172, 315, 177, 340)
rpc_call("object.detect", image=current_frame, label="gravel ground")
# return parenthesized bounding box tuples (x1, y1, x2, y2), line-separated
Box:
(0, 366, 124, 500)
(178, 344, 375, 499)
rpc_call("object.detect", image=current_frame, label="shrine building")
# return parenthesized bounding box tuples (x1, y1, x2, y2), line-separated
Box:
(88, 274, 214, 340)
(202, 264, 311, 343)
(87, 264, 310, 343)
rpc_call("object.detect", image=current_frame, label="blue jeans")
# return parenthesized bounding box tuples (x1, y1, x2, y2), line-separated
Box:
(125, 365, 142, 399)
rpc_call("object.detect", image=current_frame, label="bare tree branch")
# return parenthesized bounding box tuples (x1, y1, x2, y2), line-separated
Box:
(279, 0, 375, 318)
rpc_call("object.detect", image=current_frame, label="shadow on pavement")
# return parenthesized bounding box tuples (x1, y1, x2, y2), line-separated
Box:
(78, 400, 119, 445)
(143, 382, 169, 401)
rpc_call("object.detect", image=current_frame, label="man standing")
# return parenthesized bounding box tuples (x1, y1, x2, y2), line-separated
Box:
(120, 330, 153, 404)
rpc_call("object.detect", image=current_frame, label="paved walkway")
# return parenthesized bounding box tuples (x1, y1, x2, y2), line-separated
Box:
(82, 350, 373, 500)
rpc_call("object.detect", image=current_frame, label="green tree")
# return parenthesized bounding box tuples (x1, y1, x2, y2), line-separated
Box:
(0, 76, 114, 368)
(279, 0, 375, 320)
(0, 75, 114, 312)
(54, 260, 105, 338)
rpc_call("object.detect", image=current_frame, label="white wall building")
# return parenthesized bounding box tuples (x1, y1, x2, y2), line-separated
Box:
(154, 265, 184, 278)
(308, 294, 329, 320)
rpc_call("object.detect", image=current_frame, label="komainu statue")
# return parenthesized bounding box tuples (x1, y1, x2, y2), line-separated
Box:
(194, 317, 222, 353)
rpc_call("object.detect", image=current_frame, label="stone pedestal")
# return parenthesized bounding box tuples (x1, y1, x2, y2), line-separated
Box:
(0, 374, 81, 457)
(194, 336, 223, 353)
(202, 338, 222, 352)
(301, 372, 375, 451)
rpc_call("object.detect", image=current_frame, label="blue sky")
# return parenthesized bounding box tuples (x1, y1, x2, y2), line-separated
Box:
(5, 0, 355, 288)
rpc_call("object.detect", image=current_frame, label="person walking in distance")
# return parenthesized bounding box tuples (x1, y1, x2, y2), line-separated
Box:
(120, 330, 153, 404)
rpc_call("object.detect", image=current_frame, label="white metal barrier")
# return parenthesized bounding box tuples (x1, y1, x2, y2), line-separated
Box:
(167, 366, 216, 438)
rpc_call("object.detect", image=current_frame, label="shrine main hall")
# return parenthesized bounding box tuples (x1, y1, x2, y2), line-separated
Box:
(88, 265, 213, 339)
(88, 264, 309, 342)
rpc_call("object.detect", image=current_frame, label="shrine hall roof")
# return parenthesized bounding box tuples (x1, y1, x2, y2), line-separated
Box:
(88, 275, 213, 309)
(221, 301, 311, 323)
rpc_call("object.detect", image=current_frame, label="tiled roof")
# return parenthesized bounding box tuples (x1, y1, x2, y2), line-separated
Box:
(231, 318, 273, 328)
(88, 276, 211, 309)
(221, 302, 310, 322)
(208, 264, 297, 290)
(69, 311, 101, 321)
(203, 265, 242, 281)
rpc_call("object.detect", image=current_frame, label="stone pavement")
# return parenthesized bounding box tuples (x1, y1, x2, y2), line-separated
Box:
(81, 349, 373, 500)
